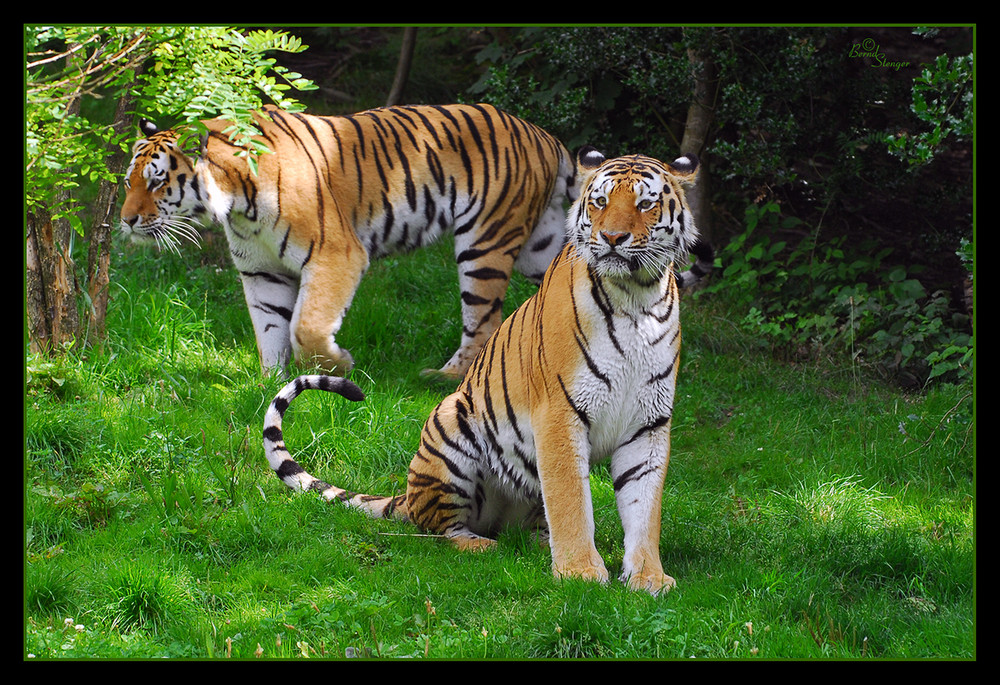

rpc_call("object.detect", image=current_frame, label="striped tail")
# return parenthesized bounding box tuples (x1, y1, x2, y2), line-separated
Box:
(675, 238, 715, 289)
(262, 375, 408, 520)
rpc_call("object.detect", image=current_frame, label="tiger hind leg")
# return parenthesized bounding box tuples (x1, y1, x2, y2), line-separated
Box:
(427, 257, 511, 380)
(430, 189, 568, 379)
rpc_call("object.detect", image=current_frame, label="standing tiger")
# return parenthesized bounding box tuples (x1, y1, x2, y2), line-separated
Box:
(263, 147, 713, 594)
(120, 103, 578, 379)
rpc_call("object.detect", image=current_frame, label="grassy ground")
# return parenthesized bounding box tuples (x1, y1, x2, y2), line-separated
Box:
(25, 235, 975, 660)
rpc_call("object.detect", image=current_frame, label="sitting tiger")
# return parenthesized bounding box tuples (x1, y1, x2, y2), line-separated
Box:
(263, 147, 713, 594)
(120, 104, 578, 379)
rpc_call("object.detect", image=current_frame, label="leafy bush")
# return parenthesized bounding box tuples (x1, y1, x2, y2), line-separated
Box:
(471, 27, 973, 390)
(705, 201, 972, 386)
(886, 51, 973, 167)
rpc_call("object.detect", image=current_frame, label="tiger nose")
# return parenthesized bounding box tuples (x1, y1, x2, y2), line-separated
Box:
(600, 231, 630, 247)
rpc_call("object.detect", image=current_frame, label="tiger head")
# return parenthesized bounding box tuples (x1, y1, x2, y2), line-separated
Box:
(569, 147, 699, 282)
(119, 119, 206, 254)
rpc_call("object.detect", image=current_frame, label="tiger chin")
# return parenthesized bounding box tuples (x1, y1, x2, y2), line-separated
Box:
(263, 147, 713, 595)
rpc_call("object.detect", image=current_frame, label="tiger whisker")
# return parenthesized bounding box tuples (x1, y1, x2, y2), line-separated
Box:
(153, 229, 183, 257)
(150, 216, 203, 256)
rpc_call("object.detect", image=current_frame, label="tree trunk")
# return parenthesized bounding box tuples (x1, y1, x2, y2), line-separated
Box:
(84, 84, 141, 349)
(26, 206, 79, 355)
(680, 36, 719, 245)
(26, 89, 83, 356)
(386, 27, 418, 106)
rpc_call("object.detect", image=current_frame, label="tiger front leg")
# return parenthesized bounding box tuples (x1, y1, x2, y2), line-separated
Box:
(611, 425, 675, 595)
(534, 411, 609, 586)
(239, 271, 298, 374)
(290, 241, 369, 376)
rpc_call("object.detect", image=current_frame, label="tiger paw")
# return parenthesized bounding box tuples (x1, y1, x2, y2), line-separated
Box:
(446, 532, 497, 552)
(427, 347, 478, 381)
(624, 570, 677, 596)
(419, 366, 463, 383)
(553, 560, 610, 585)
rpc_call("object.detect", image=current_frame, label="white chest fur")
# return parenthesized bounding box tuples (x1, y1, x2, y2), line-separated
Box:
(570, 273, 680, 461)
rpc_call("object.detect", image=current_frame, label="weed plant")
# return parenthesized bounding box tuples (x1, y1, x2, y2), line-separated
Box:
(25, 235, 974, 660)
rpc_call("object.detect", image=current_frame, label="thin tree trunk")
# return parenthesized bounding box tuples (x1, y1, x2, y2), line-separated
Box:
(386, 27, 418, 106)
(84, 82, 141, 348)
(680, 35, 719, 245)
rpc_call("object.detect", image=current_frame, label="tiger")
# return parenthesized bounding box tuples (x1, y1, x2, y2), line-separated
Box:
(120, 103, 579, 379)
(262, 146, 713, 595)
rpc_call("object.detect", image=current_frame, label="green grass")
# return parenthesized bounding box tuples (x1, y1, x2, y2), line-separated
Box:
(25, 235, 975, 660)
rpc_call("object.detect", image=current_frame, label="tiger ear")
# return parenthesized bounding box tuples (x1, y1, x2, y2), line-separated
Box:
(139, 118, 159, 137)
(667, 153, 699, 183)
(576, 145, 606, 171)
(575, 146, 606, 189)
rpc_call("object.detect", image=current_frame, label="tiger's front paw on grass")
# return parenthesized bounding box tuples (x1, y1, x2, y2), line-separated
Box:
(624, 570, 676, 596)
(554, 560, 610, 586)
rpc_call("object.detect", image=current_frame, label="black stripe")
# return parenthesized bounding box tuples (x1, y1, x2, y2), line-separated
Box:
(530, 233, 555, 253)
(588, 271, 624, 356)
(623, 415, 671, 446)
(648, 362, 675, 384)
(557, 374, 590, 428)
(613, 463, 659, 492)
(575, 331, 611, 389)
(461, 291, 493, 306)
(499, 348, 525, 442)
(276, 459, 306, 480)
(240, 270, 292, 285)
(463, 267, 509, 281)
(253, 302, 293, 322)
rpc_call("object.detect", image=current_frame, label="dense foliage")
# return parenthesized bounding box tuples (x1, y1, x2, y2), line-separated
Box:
(470, 26, 974, 387)
(26, 26, 316, 233)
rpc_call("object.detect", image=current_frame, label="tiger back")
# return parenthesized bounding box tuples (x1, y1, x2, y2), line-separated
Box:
(121, 103, 578, 379)
(263, 147, 711, 595)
